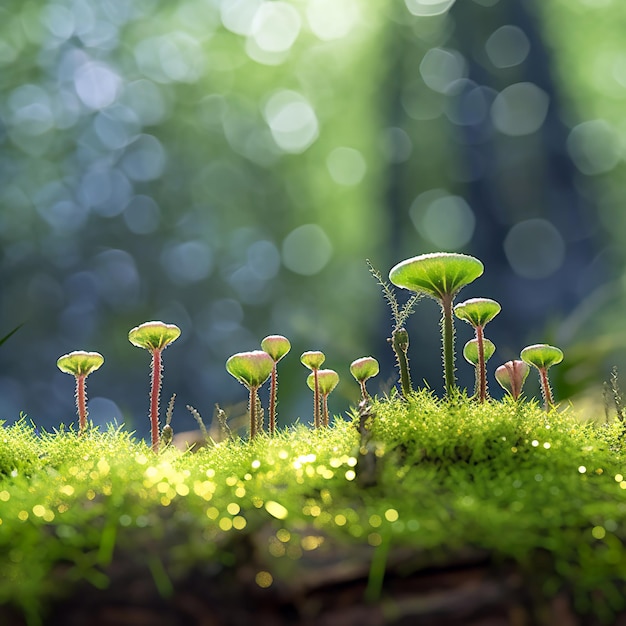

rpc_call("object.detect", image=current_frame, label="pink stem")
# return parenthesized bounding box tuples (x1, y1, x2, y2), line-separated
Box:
(269, 365, 277, 436)
(150, 349, 162, 453)
(360, 380, 369, 401)
(76, 375, 87, 434)
(539, 368, 554, 411)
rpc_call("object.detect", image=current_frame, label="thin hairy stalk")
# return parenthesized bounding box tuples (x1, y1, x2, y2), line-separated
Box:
(75, 375, 87, 434)
(150, 350, 162, 453)
(476, 326, 487, 402)
(441, 295, 455, 396)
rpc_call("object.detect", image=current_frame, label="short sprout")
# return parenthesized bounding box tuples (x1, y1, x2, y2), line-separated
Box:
(463, 338, 495, 366)
(57, 351, 104, 434)
(307, 369, 339, 427)
(495, 360, 530, 401)
(301, 351, 326, 428)
(350, 357, 380, 401)
(226, 350, 274, 438)
(520, 344, 564, 410)
(261, 334, 291, 436)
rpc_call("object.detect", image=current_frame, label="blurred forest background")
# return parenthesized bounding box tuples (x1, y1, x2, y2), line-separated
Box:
(0, 0, 624, 436)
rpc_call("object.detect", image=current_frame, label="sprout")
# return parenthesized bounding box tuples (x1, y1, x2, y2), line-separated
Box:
(389, 252, 484, 395)
(455, 298, 501, 402)
(57, 351, 104, 434)
(261, 335, 291, 437)
(463, 338, 495, 399)
(495, 360, 530, 401)
(307, 369, 339, 427)
(128, 321, 181, 453)
(301, 351, 326, 428)
(226, 350, 274, 439)
(350, 356, 380, 401)
(520, 344, 564, 410)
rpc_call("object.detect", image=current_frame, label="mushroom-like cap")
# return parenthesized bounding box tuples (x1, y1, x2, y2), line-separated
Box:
(463, 338, 495, 366)
(226, 350, 274, 388)
(128, 321, 181, 352)
(261, 335, 291, 362)
(307, 369, 339, 395)
(350, 357, 380, 382)
(389, 252, 484, 302)
(57, 351, 104, 377)
(520, 344, 564, 370)
(495, 360, 530, 397)
(301, 350, 325, 370)
(454, 298, 501, 328)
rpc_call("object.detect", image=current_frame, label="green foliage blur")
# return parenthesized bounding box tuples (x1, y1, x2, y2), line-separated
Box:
(0, 0, 623, 434)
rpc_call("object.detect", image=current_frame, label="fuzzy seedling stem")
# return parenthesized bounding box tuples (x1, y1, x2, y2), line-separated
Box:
(150, 349, 162, 452)
(226, 350, 274, 439)
(301, 351, 326, 428)
(454, 298, 501, 403)
(520, 344, 564, 411)
(128, 321, 181, 454)
(57, 351, 104, 435)
(261, 335, 291, 436)
(441, 294, 455, 396)
(307, 369, 339, 427)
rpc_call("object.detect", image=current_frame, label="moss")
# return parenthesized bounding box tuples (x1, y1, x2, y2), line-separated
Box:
(1, 394, 626, 624)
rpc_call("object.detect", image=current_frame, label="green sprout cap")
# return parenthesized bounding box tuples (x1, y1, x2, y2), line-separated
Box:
(129, 321, 181, 352)
(226, 350, 274, 388)
(301, 350, 326, 370)
(307, 369, 339, 395)
(463, 338, 495, 366)
(520, 344, 564, 370)
(389, 252, 484, 302)
(454, 298, 501, 328)
(261, 335, 291, 362)
(57, 351, 104, 377)
(350, 357, 380, 382)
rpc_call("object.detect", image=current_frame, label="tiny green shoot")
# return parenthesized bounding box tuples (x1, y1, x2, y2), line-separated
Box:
(307, 368, 339, 427)
(226, 350, 274, 439)
(350, 356, 380, 401)
(520, 344, 564, 410)
(301, 351, 326, 428)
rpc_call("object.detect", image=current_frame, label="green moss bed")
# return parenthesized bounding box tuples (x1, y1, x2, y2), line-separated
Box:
(2, 392, 626, 625)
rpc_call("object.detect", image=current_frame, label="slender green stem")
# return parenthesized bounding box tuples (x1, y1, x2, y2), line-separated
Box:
(476, 325, 486, 403)
(441, 295, 455, 396)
